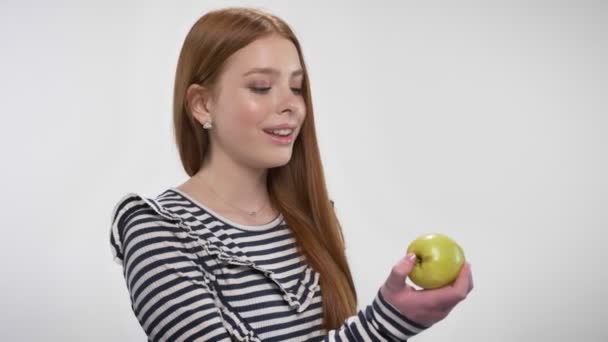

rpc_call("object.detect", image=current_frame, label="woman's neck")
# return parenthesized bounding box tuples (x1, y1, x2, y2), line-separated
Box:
(190, 154, 270, 212)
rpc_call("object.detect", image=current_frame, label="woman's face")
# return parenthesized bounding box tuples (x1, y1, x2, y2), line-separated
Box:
(195, 34, 307, 170)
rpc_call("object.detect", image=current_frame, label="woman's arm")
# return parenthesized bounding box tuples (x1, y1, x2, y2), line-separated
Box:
(320, 290, 428, 341)
(117, 209, 233, 342)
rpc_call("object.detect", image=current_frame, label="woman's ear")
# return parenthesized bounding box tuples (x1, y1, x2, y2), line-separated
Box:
(186, 84, 214, 124)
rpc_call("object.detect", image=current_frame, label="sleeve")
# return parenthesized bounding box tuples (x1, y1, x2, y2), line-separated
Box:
(110, 194, 233, 342)
(324, 200, 429, 341)
(321, 290, 429, 341)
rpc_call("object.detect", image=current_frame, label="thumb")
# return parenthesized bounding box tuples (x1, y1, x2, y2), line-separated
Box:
(385, 253, 417, 290)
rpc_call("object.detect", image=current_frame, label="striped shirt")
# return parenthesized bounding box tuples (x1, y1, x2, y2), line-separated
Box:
(109, 188, 427, 341)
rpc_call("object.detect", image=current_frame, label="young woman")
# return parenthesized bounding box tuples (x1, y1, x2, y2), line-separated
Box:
(110, 7, 473, 341)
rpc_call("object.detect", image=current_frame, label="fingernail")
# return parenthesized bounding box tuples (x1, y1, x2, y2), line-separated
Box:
(407, 253, 417, 261)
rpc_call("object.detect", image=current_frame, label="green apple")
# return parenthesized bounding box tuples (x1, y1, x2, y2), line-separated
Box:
(406, 233, 465, 289)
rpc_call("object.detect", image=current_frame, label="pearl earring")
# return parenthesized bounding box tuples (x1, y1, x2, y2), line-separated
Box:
(203, 121, 213, 129)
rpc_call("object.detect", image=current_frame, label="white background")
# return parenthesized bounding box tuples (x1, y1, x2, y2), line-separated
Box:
(1, 0, 606, 341)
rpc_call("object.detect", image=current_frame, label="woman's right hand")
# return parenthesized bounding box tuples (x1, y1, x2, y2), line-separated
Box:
(380, 253, 474, 327)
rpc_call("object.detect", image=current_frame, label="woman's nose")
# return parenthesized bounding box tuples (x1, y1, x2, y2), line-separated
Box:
(278, 89, 300, 115)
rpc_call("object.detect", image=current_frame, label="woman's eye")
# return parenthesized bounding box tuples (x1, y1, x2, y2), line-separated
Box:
(249, 86, 303, 95)
(250, 87, 271, 94)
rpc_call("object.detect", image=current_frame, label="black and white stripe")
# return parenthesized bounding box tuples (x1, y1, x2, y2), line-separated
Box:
(110, 188, 427, 341)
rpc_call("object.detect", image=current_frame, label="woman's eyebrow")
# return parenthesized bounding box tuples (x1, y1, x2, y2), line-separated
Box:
(242, 67, 303, 78)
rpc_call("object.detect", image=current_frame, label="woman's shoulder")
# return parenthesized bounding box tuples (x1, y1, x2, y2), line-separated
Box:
(110, 190, 174, 224)
(110, 187, 183, 220)
(109, 189, 182, 266)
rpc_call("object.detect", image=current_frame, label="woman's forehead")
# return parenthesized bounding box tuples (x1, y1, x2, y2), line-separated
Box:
(223, 36, 303, 78)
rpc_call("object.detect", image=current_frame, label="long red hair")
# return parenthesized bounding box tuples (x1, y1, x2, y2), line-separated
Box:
(172, 7, 357, 330)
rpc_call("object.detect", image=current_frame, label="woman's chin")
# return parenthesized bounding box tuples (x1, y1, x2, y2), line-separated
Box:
(262, 152, 293, 169)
